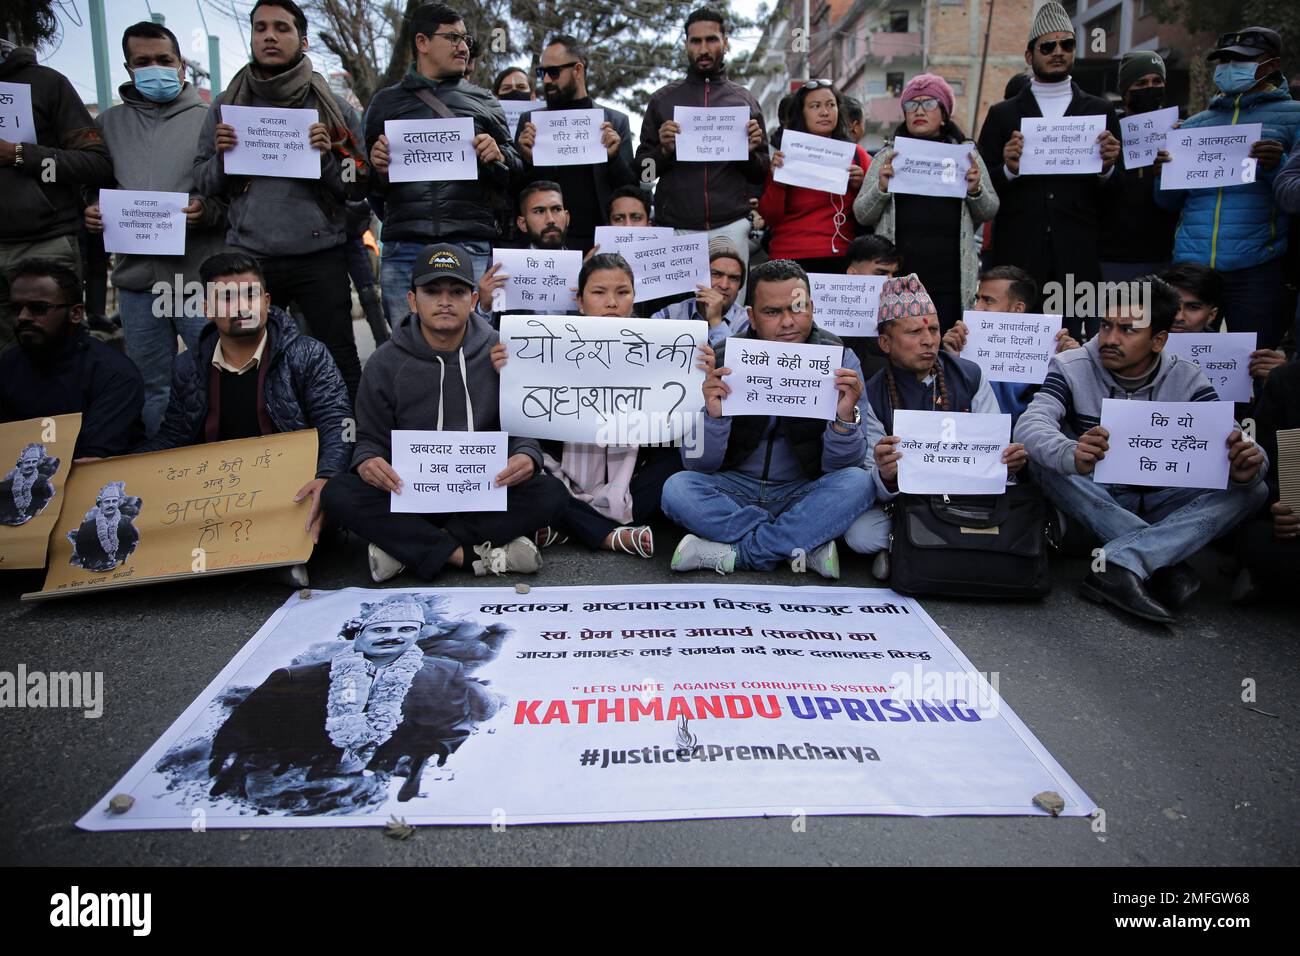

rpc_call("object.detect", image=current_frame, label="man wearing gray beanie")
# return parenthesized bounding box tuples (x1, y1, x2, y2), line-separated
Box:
(649, 235, 750, 346)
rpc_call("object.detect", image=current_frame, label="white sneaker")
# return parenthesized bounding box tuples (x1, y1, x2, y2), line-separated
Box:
(472, 537, 542, 576)
(368, 543, 406, 583)
(871, 550, 891, 581)
(806, 541, 840, 580)
(670, 534, 736, 574)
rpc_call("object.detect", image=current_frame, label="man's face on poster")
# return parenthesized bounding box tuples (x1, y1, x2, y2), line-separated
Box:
(206, 272, 270, 338)
(354, 619, 423, 663)
(17, 450, 41, 478)
(99, 494, 121, 519)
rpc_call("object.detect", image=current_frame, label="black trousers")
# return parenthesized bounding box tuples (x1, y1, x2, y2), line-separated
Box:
(322, 470, 569, 579)
(557, 446, 683, 549)
(259, 245, 362, 402)
(1236, 516, 1300, 587)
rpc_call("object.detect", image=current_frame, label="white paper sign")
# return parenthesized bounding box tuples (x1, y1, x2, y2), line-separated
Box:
(500, 98, 534, 138)
(1120, 106, 1178, 169)
(1019, 116, 1106, 175)
(220, 104, 320, 179)
(895, 410, 1011, 495)
(1093, 399, 1233, 489)
(98, 189, 187, 256)
(774, 129, 857, 194)
(721, 338, 842, 420)
(623, 232, 710, 303)
(809, 273, 887, 336)
(1160, 123, 1261, 190)
(491, 248, 581, 313)
(0, 81, 36, 144)
(531, 108, 606, 166)
(389, 430, 507, 513)
(593, 225, 675, 251)
(1162, 332, 1256, 403)
(499, 314, 705, 444)
(384, 118, 476, 183)
(888, 138, 971, 198)
(674, 106, 748, 162)
(959, 311, 1062, 385)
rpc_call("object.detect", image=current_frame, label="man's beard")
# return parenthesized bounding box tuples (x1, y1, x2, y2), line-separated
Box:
(254, 48, 305, 76)
(1031, 59, 1070, 82)
(689, 54, 725, 78)
(544, 77, 579, 108)
(530, 227, 566, 249)
(16, 321, 71, 361)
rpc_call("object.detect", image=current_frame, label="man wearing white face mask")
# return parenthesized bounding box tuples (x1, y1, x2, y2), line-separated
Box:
(1154, 27, 1300, 350)
(86, 21, 228, 437)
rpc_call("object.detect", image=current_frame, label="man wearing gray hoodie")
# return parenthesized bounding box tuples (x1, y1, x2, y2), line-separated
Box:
(86, 21, 228, 437)
(1015, 277, 1267, 624)
(322, 243, 568, 582)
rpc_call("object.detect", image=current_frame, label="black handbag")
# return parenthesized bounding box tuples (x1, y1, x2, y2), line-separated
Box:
(888, 482, 1051, 599)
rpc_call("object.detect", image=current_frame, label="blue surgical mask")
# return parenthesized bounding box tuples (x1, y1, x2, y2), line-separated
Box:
(133, 65, 182, 103)
(1213, 61, 1259, 95)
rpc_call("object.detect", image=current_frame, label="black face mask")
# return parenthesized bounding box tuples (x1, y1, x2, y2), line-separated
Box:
(1126, 86, 1166, 114)
(498, 91, 531, 101)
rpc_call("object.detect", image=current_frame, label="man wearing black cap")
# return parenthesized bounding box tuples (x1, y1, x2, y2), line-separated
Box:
(1154, 26, 1300, 348)
(322, 242, 568, 583)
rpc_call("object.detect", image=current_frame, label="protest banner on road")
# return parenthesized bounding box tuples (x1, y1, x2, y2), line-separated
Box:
(773, 129, 857, 194)
(1093, 399, 1233, 490)
(592, 225, 675, 251)
(390, 431, 507, 514)
(1119, 105, 1178, 169)
(25, 430, 318, 601)
(809, 273, 886, 336)
(1162, 332, 1256, 403)
(674, 106, 748, 161)
(498, 314, 705, 444)
(0, 414, 80, 570)
(490, 248, 581, 313)
(0, 82, 35, 143)
(1019, 116, 1105, 175)
(894, 410, 1011, 495)
(721, 338, 842, 421)
(960, 311, 1061, 385)
(532, 109, 606, 165)
(77, 584, 1096, 830)
(99, 189, 188, 256)
(623, 232, 710, 302)
(888, 138, 971, 198)
(220, 105, 319, 179)
(1160, 123, 1260, 190)
(384, 118, 476, 183)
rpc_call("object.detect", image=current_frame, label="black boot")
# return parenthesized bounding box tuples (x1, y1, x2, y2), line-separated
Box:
(1148, 561, 1201, 610)
(359, 284, 389, 346)
(1080, 566, 1175, 624)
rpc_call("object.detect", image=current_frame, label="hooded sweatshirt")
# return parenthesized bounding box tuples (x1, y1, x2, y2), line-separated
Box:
(1014, 336, 1266, 485)
(95, 81, 228, 291)
(351, 309, 542, 471)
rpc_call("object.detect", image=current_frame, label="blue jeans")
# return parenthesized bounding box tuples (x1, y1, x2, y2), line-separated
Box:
(661, 467, 875, 571)
(118, 287, 208, 437)
(380, 239, 491, 326)
(1031, 462, 1266, 579)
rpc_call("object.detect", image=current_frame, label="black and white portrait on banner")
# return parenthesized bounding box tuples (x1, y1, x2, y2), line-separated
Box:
(66, 480, 142, 572)
(0, 442, 59, 526)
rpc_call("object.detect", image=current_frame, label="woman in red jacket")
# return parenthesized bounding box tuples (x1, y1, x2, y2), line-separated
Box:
(758, 80, 869, 275)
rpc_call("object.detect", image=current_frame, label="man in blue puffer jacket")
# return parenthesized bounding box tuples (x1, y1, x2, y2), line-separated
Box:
(138, 252, 352, 547)
(1154, 27, 1300, 347)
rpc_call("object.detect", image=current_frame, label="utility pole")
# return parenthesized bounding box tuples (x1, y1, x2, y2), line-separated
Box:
(87, 0, 113, 113)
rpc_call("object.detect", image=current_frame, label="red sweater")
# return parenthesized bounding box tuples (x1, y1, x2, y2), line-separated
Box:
(757, 143, 871, 260)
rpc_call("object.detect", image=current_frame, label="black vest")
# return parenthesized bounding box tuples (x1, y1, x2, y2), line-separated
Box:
(864, 350, 982, 434)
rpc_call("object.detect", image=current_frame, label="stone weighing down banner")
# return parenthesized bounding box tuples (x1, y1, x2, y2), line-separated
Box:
(809, 273, 887, 336)
(384, 118, 476, 183)
(960, 311, 1061, 384)
(721, 338, 842, 421)
(220, 105, 320, 179)
(1162, 332, 1256, 403)
(0, 414, 81, 570)
(389, 430, 506, 514)
(99, 189, 187, 256)
(623, 232, 710, 302)
(77, 584, 1096, 830)
(1019, 116, 1105, 175)
(1119, 105, 1178, 169)
(1093, 399, 1234, 490)
(1161, 123, 1260, 190)
(498, 315, 705, 444)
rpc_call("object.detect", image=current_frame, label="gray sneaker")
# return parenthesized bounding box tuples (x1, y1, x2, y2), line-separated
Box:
(670, 534, 737, 574)
(368, 543, 406, 583)
(473, 537, 542, 576)
(806, 540, 840, 580)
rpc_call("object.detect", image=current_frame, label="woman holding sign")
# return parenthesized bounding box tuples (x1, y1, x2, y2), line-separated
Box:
(853, 75, 998, 334)
(757, 81, 869, 275)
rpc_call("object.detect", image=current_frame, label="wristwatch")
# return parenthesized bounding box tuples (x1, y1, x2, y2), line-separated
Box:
(833, 406, 862, 431)
(13, 143, 23, 169)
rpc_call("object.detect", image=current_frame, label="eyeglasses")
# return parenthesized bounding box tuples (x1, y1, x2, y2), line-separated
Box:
(803, 79, 835, 90)
(536, 61, 580, 80)
(1036, 37, 1076, 55)
(902, 97, 941, 113)
(11, 301, 72, 317)
(431, 31, 474, 49)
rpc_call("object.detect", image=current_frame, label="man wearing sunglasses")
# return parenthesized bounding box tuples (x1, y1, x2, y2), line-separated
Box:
(364, 3, 520, 327)
(976, 1, 1121, 340)
(515, 35, 635, 256)
(0, 258, 145, 461)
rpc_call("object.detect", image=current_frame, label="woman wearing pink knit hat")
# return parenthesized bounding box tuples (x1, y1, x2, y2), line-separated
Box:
(853, 73, 998, 333)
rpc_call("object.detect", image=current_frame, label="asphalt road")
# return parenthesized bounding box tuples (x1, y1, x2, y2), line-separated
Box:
(1, 516, 1295, 867)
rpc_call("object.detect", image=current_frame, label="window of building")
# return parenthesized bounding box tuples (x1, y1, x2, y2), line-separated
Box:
(867, 79, 886, 95)
(889, 10, 910, 32)
(886, 71, 905, 96)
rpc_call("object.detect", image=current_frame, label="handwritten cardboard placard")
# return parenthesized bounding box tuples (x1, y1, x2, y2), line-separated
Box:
(0, 414, 81, 570)
(25, 430, 318, 601)
(1160, 123, 1260, 190)
(808, 273, 887, 336)
(490, 247, 581, 313)
(1162, 332, 1256, 403)
(390, 430, 507, 513)
(220, 104, 320, 179)
(623, 232, 710, 303)
(894, 409, 1011, 495)
(99, 189, 188, 256)
(0, 81, 36, 144)
(721, 337, 842, 421)
(774, 129, 857, 194)
(1093, 399, 1233, 490)
(1019, 116, 1106, 175)
(532, 108, 606, 165)
(498, 314, 705, 444)
(384, 117, 476, 183)
(674, 106, 748, 162)
(1119, 106, 1178, 169)
(592, 225, 675, 251)
(888, 138, 971, 198)
(959, 311, 1062, 385)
